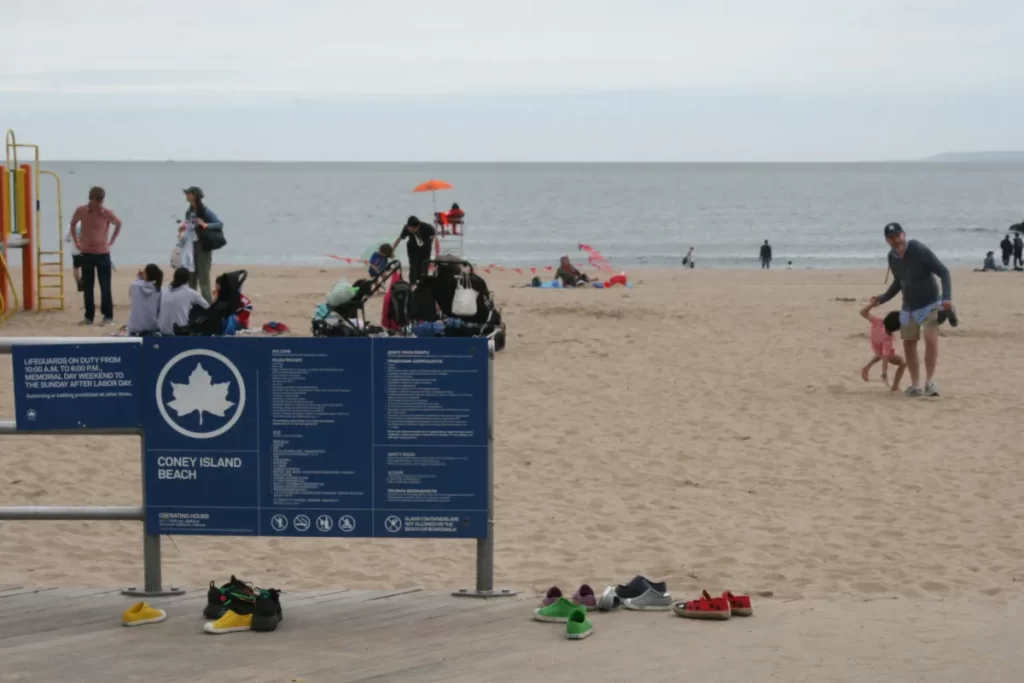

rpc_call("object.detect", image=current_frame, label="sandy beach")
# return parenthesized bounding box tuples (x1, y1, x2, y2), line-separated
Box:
(1, 264, 1022, 602)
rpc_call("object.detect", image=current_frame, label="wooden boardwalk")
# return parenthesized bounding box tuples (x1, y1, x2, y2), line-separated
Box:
(0, 584, 1021, 683)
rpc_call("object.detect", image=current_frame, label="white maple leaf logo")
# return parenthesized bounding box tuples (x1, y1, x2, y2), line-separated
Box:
(166, 362, 234, 426)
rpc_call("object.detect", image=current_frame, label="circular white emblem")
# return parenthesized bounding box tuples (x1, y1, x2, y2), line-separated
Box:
(155, 348, 246, 440)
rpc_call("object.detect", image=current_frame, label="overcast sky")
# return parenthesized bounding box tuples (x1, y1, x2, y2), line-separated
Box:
(2, 0, 1021, 161)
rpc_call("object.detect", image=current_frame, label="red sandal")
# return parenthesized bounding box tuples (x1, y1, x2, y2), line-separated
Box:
(671, 590, 731, 620)
(722, 591, 753, 617)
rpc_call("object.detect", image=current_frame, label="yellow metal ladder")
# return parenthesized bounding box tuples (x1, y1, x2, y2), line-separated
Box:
(35, 169, 64, 312)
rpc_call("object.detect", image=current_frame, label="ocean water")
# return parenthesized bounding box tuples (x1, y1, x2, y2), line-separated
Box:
(5, 161, 1024, 270)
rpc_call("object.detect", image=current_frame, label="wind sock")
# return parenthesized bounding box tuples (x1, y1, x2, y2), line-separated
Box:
(578, 243, 614, 271)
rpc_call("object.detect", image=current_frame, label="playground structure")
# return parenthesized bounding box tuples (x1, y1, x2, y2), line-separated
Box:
(0, 130, 65, 324)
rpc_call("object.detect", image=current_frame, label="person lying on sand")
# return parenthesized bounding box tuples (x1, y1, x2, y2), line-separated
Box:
(859, 302, 906, 392)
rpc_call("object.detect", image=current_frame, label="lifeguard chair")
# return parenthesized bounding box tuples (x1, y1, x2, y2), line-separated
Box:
(412, 179, 465, 259)
(1, 129, 65, 323)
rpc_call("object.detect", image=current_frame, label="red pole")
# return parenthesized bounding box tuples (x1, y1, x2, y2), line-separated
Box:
(20, 163, 34, 310)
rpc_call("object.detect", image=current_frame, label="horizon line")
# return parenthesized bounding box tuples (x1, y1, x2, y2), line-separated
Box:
(36, 158, 939, 164)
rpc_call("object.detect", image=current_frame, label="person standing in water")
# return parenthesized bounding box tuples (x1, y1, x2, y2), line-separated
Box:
(1014, 233, 1024, 269)
(759, 240, 772, 269)
(868, 222, 952, 398)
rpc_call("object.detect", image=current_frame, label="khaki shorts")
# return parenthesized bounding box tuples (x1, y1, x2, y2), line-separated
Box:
(900, 309, 939, 341)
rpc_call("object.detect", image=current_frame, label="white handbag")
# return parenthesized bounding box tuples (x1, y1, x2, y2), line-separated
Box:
(451, 271, 478, 317)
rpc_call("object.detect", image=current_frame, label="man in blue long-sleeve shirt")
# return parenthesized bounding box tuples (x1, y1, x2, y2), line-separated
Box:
(868, 222, 952, 398)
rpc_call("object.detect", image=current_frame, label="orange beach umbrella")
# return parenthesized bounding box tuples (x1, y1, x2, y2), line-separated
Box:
(413, 179, 453, 213)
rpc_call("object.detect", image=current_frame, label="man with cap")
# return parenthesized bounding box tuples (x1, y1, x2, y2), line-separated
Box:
(868, 222, 952, 397)
(392, 215, 436, 283)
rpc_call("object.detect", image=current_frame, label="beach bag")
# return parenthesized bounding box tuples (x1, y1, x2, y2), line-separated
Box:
(197, 226, 227, 252)
(451, 272, 478, 317)
(326, 279, 356, 308)
(170, 244, 183, 269)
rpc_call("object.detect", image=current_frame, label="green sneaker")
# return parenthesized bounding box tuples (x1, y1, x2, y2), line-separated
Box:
(533, 596, 580, 623)
(566, 608, 593, 640)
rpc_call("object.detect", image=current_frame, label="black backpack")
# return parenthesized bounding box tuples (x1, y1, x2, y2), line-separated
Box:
(409, 285, 438, 322)
(388, 280, 412, 327)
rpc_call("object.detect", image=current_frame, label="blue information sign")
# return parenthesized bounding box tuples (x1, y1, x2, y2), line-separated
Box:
(12, 342, 142, 431)
(142, 337, 489, 538)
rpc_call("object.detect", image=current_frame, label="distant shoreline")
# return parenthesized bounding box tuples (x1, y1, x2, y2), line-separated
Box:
(33, 158, 1024, 165)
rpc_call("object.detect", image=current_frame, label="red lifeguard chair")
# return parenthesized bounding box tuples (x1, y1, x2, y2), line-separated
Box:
(412, 179, 465, 259)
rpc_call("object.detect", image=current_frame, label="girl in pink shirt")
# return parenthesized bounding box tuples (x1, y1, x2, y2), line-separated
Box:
(859, 303, 906, 392)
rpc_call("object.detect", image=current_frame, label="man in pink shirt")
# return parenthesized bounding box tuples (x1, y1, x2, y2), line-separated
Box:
(69, 186, 122, 324)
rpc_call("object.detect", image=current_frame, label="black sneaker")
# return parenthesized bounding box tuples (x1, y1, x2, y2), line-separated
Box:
(203, 575, 258, 619)
(937, 307, 959, 328)
(614, 575, 668, 599)
(251, 588, 283, 632)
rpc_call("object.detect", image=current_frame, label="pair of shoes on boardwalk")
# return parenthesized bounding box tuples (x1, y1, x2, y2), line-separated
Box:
(672, 590, 754, 620)
(533, 585, 597, 640)
(119, 575, 284, 632)
(203, 575, 283, 634)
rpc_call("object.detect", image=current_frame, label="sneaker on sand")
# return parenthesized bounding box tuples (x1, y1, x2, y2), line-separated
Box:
(571, 584, 598, 611)
(623, 586, 673, 611)
(251, 588, 283, 632)
(597, 586, 622, 612)
(101, 317, 116, 326)
(78, 319, 94, 326)
(904, 386, 924, 398)
(672, 590, 732, 620)
(924, 381, 940, 397)
(533, 596, 580, 623)
(121, 602, 167, 626)
(204, 609, 253, 634)
(614, 575, 668, 600)
(566, 608, 594, 640)
(204, 575, 258, 619)
(540, 586, 563, 607)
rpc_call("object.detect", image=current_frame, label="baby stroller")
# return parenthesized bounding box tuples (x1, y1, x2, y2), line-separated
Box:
(312, 260, 402, 337)
(174, 269, 247, 336)
(413, 258, 507, 351)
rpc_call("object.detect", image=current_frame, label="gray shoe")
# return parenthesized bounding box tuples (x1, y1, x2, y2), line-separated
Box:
(924, 381, 940, 397)
(623, 587, 673, 611)
(597, 586, 622, 612)
(78, 318, 94, 326)
(904, 386, 924, 397)
(100, 317, 116, 326)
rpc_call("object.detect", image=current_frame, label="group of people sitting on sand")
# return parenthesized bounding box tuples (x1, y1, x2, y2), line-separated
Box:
(124, 264, 252, 336)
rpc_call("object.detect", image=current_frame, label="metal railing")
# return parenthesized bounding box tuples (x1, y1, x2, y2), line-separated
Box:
(0, 336, 181, 596)
(1, 336, 512, 599)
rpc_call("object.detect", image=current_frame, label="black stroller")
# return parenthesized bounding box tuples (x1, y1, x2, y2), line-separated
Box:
(311, 260, 402, 338)
(174, 269, 247, 336)
(412, 258, 507, 351)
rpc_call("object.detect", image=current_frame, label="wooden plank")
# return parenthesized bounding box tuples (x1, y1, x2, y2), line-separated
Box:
(9, 589, 1023, 683)
(0, 586, 57, 600)
(0, 587, 122, 619)
(0, 589, 207, 648)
